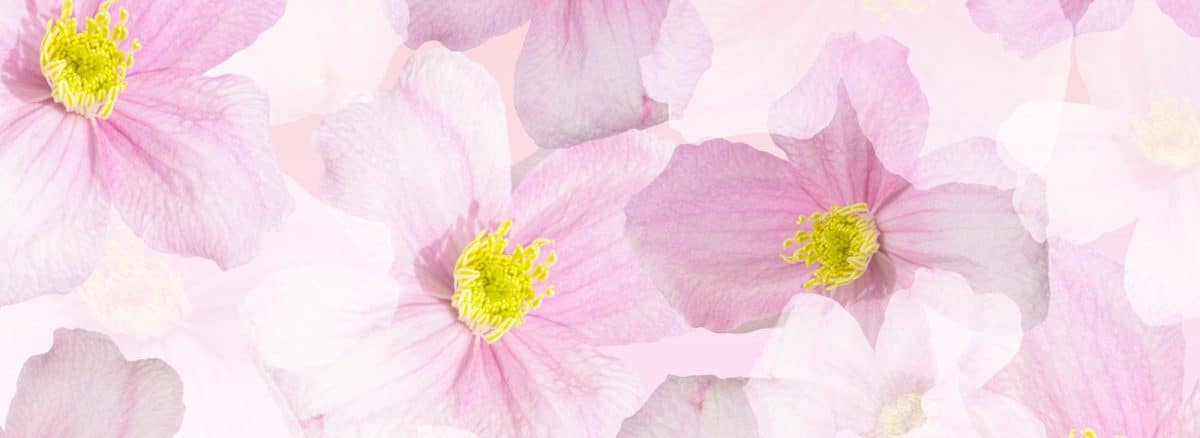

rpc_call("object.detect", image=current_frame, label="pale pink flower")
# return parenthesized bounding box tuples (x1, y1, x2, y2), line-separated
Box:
(0, 0, 291, 308)
(243, 48, 686, 437)
(0, 182, 389, 437)
(618, 375, 761, 438)
(998, 1, 1200, 324)
(985, 241, 1200, 437)
(1, 328, 184, 437)
(677, 0, 1071, 164)
(966, 0, 1200, 55)
(745, 269, 1041, 437)
(626, 34, 1047, 334)
(386, 0, 712, 149)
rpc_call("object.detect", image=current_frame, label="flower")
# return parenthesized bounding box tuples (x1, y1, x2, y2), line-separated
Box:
(985, 241, 1200, 437)
(0, 182, 388, 436)
(243, 48, 686, 437)
(625, 34, 1047, 334)
(387, 0, 712, 149)
(0, 328, 184, 437)
(0, 0, 291, 308)
(617, 375, 762, 438)
(965, 0, 1200, 56)
(998, 0, 1200, 324)
(745, 269, 1041, 437)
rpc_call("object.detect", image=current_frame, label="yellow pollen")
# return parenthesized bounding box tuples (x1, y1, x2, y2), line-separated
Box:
(782, 203, 880, 290)
(878, 393, 925, 436)
(1068, 429, 1126, 438)
(1133, 93, 1200, 170)
(40, 0, 141, 119)
(452, 220, 556, 343)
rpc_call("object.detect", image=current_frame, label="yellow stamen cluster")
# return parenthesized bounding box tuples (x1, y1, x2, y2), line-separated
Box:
(878, 393, 925, 436)
(40, 0, 140, 119)
(1068, 430, 1126, 438)
(452, 220, 556, 343)
(1133, 93, 1200, 170)
(782, 203, 880, 290)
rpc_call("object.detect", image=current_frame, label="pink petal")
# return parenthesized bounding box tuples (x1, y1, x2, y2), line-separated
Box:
(1123, 175, 1200, 324)
(509, 131, 687, 345)
(743, 380, 837, 438)
(966, 0, 1133, 56)
(909, 137, 1019, 190)
(963, 391, 1047, 437)
(876, 182, 1049, 329)
(0, 105, 107, 307)
(624, 139, 819, 331)
(638, 0, 714, 119)
(1157, 384, 1200, 437)
(70, 0, 285, 73)
(516, 0, 704, 148)
(770, 33, 929, 181)
(1, 0, 51, 88)
(313, 48, 511, 285)
(400, 0, 535, 50)
(618, 376, 759, 438)
(986, 241, 1185, 436)
(96, 72, 288, 269)
(1158, 0, 1200, 36)
(3, 329, 183, 437)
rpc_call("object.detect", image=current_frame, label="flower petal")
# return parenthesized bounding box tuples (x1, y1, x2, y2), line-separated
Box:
(0, 105, 107, 307)
(625, 139, 818, 331)
(1123, 175, 1200, 324)
(909, 137, 1019, 190)
(876, 183, 1049, 329)
(966, 0, 1133, 56)
(313, 48, 510, 285)
(743, 380, 837, 438)
(638, 0, 713, 119)
(3, 329, 184, 437)
(68, 0, 286, 73)
(511, 131, 687, 345)
(516, 0, 706, 148)
(96, 72, 288, 269)
(618, 376, 760, 438)
(986, 241, 1185, 436)
(400, 0, 535, 50)
(1157, 0, 1200, 36)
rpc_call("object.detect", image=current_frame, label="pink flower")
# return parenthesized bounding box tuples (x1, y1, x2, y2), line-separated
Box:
(0, 183, 388, 436)
(985, 241, 1200, 437)
(617, 376, 761, 438)
(1, 328, 184, 437)
(244, 48, 686, 437)
(387, 0, 712, 149)
(745, 269, 1041, 436)
(999, 0, 1200, 324)
(0, 0, 290, 308)
(625, 34, 1047, 334)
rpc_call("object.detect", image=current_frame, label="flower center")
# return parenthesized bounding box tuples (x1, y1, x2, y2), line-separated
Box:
(782, 203, 880, 290)
(1068, 430, 1126, 438)
(40, 0, 140, 119)
(878, 393, 925, 436)
(1133, 93, 1200, 170)
(860, 0, 936, 20)
(452, 220, 556, 343)
(78, 223, 191, 339)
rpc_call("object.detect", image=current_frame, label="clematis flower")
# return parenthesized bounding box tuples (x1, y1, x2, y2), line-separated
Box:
(985, 241, 1200, 437)
(745, 269, 1042, 437)
(0, 0, 290, 308)
(625, 34, 1047, 334)
(617, 375, 762, 438)
(1, 328, 184, 437)
(0, 182, 386, 436)
(243, 48, 686, 437)
(387, 0, 712, 149)
(998, 0, 1200, 324)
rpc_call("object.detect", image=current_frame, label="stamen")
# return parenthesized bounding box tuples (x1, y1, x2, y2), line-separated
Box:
(40, 0, 141, 119)
(452, 220, 556, 343)
(878, 393, 925, 436)
(782, 203, 880, 290)
(1133, 93, 1200, 170)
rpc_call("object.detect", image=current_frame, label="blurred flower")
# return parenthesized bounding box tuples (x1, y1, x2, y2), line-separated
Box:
(618, 375, 761, 438)
(244, 48, 686, 437)
(745, 269, 1040, 437)
(390, 0, 712, 149)
(626, 34, 1046, 335)
(986, 241, 1200, 437)
(0, 0, 291, 308)
(1, 329, 184, 437)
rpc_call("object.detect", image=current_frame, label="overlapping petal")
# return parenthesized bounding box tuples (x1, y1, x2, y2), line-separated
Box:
(618, 376, 760, 438)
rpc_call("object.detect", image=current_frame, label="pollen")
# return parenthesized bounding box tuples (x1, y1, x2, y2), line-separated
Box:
(452, 220, 556, 343)
(878, 393, 925, 436)
(1133, 93, 1200, 170)
(40, 0, 140, 119)
(782, 203, 880, 290)
(1068, 430, 1126, 438)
